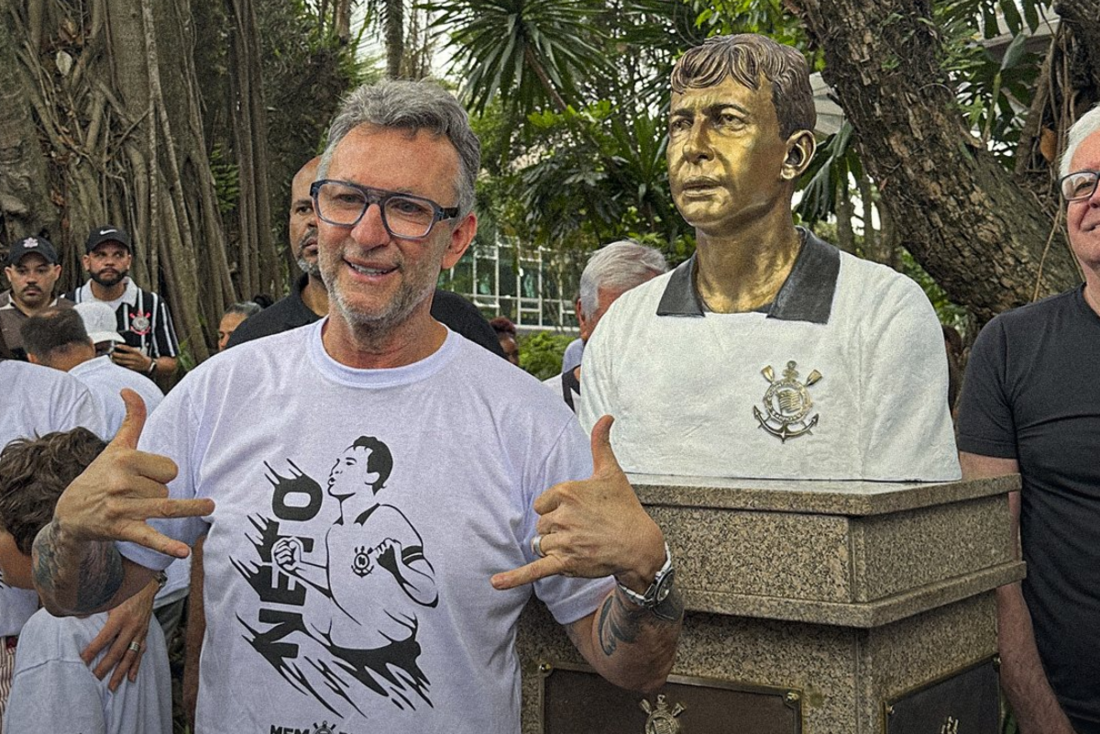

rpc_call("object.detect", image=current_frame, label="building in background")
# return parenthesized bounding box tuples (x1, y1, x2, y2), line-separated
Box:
(439, 239, 580, 334)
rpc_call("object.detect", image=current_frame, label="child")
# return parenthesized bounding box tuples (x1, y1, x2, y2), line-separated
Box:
(0, 428, 170, 734)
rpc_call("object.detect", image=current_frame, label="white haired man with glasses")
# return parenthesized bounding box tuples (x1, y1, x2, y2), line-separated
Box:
(33, 80, 681, 733)
(957, 104, 1100, 734)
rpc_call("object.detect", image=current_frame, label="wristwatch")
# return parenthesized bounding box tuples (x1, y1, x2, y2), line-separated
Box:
(146, 358, 157, 376)
(617, 543, 676, 617)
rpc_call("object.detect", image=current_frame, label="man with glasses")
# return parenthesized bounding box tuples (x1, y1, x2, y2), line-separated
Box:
(35, 80, 681, 733)
(957, 104, 1100, 734)
(228, 157, 505, 358)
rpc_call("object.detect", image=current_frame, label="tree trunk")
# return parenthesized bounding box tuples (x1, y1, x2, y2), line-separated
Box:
(0, 0, 241, 362)
(385, 0, 405, 78)
(835, 176, 855, 253)
(0, 1, 57, 247)
(227, 0, 278, 302)
(791, 0, 1081, 323)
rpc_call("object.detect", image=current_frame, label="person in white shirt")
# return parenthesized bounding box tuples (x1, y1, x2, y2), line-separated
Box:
(0, 429, 169, 734)
(0, 333, 154, 729)
(34, 79, 682, 734)
(18, 308, 187, 644)
(21, 307, 164, 438)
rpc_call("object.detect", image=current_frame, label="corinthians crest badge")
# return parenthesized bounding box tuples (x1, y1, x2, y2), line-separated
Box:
(753, 361, 822, 442)
(640, 694, 685, 734)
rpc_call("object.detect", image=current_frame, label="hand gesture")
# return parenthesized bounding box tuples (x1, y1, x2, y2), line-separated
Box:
(491, 416, 665, 592)
(53, 389, 214, 558)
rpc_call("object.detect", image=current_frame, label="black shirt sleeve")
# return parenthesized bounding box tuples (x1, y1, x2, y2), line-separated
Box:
(956, 317, 1018, 459)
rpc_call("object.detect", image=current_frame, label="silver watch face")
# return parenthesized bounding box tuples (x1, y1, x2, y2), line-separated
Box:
(652, 567, 675, 604)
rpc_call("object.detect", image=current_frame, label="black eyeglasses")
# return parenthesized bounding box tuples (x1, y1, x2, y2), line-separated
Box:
(1058, 169, 1100, 201)
(310, 179, 460, 239)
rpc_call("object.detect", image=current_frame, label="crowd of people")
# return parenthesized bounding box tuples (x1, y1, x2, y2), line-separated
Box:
(0, 30, 1098, 734)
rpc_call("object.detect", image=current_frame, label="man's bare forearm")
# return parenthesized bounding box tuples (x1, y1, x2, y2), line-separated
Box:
(33, 519, 125, 616)
(571, 584, 683, 693)
(997, 583, 1077, 733)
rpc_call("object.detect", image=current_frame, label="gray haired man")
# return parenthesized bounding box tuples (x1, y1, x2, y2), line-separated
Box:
(36, 80, 681, 733)
(958, 104, 1100, 734)
(546, 240, 669, 410)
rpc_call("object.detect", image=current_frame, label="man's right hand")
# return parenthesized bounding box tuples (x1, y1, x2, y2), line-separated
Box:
(53, 389, 214, 558)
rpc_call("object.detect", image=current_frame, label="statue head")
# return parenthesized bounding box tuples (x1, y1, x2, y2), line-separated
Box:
(667, 34, 817, 236)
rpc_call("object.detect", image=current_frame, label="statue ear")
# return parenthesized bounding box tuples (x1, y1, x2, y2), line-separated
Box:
(781, 130, 816, 181)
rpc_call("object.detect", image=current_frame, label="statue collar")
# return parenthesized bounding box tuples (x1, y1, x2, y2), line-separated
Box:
(656, 227, 840, 324)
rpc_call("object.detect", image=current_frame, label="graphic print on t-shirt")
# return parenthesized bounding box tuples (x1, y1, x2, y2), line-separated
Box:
(230, 436, 438, 719)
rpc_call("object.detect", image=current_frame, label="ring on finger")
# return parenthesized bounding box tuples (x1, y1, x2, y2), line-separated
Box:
(128, 641, 141, 654)
(531, 533, 547, 559)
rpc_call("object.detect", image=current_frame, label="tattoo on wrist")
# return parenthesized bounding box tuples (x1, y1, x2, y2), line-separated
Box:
(597, 592, 644, 656)
(33, 520, 124, 613)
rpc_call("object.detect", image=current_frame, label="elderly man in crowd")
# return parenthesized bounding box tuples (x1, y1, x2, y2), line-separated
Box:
(957, 104, 1100, 734)
(545, 240, 668, 411)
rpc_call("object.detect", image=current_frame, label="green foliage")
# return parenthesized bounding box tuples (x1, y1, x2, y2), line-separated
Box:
(797, 122, 861, 225)
(519, 330, 575, 380)
(425, 0, 610, 116)
(898, 248, 971, 334)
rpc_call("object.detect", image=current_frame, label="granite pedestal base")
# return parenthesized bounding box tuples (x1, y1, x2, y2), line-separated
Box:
(518, 475, 1023, 734)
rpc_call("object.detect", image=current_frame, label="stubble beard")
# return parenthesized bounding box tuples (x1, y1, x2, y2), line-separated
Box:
(297, 256, 321, 278)
(322, 252, 436, 341)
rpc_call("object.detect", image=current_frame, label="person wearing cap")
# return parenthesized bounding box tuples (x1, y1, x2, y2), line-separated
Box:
(0, 235, 74, 360)
(75, 301, 128, 358)
(65, 226, 179, 379)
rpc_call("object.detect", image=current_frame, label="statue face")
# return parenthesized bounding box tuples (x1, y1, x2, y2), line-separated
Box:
(668, 76, 792, 236)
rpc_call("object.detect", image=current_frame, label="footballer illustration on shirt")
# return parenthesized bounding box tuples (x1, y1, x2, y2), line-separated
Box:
(231, 436, 438, 718)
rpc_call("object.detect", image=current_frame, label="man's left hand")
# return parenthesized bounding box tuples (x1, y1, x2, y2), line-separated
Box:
(491, 416, 665, 592)
(111, 344, 152, 373)
(81, 578, 158, 691)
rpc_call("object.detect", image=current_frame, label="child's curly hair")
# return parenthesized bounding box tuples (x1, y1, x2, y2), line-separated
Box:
(0, 428, 106, 554)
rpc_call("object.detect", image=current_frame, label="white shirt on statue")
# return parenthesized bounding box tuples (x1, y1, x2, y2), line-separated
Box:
(579, 230, 960, 482)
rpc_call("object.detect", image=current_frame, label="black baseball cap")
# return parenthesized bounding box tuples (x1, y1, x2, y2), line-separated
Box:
(6, 235, 59, 266)
(85, 225, 133, 254)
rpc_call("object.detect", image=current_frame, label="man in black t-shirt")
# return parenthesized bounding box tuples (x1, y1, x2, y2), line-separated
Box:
(958, 105, 1100, 734)
(229, 157, 503, 357)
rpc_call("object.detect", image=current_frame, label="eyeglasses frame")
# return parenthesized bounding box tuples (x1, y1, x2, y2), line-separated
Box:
(1058, 169, 1100, 202)
(310, 179, 461, 239)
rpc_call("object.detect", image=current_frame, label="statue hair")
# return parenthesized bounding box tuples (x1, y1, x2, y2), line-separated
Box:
(671, 34, 816, 140)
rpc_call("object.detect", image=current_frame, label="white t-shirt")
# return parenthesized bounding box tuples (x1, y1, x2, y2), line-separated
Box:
(120, 322, 614, 733)
(69, 356, 165, 439)
(0, 361, 107, 637)
(3, 609, 170, 734)
(579, 239, 960, 481)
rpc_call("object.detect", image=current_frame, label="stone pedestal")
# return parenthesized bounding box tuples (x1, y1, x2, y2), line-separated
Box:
(518, 475, 1023, 734)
